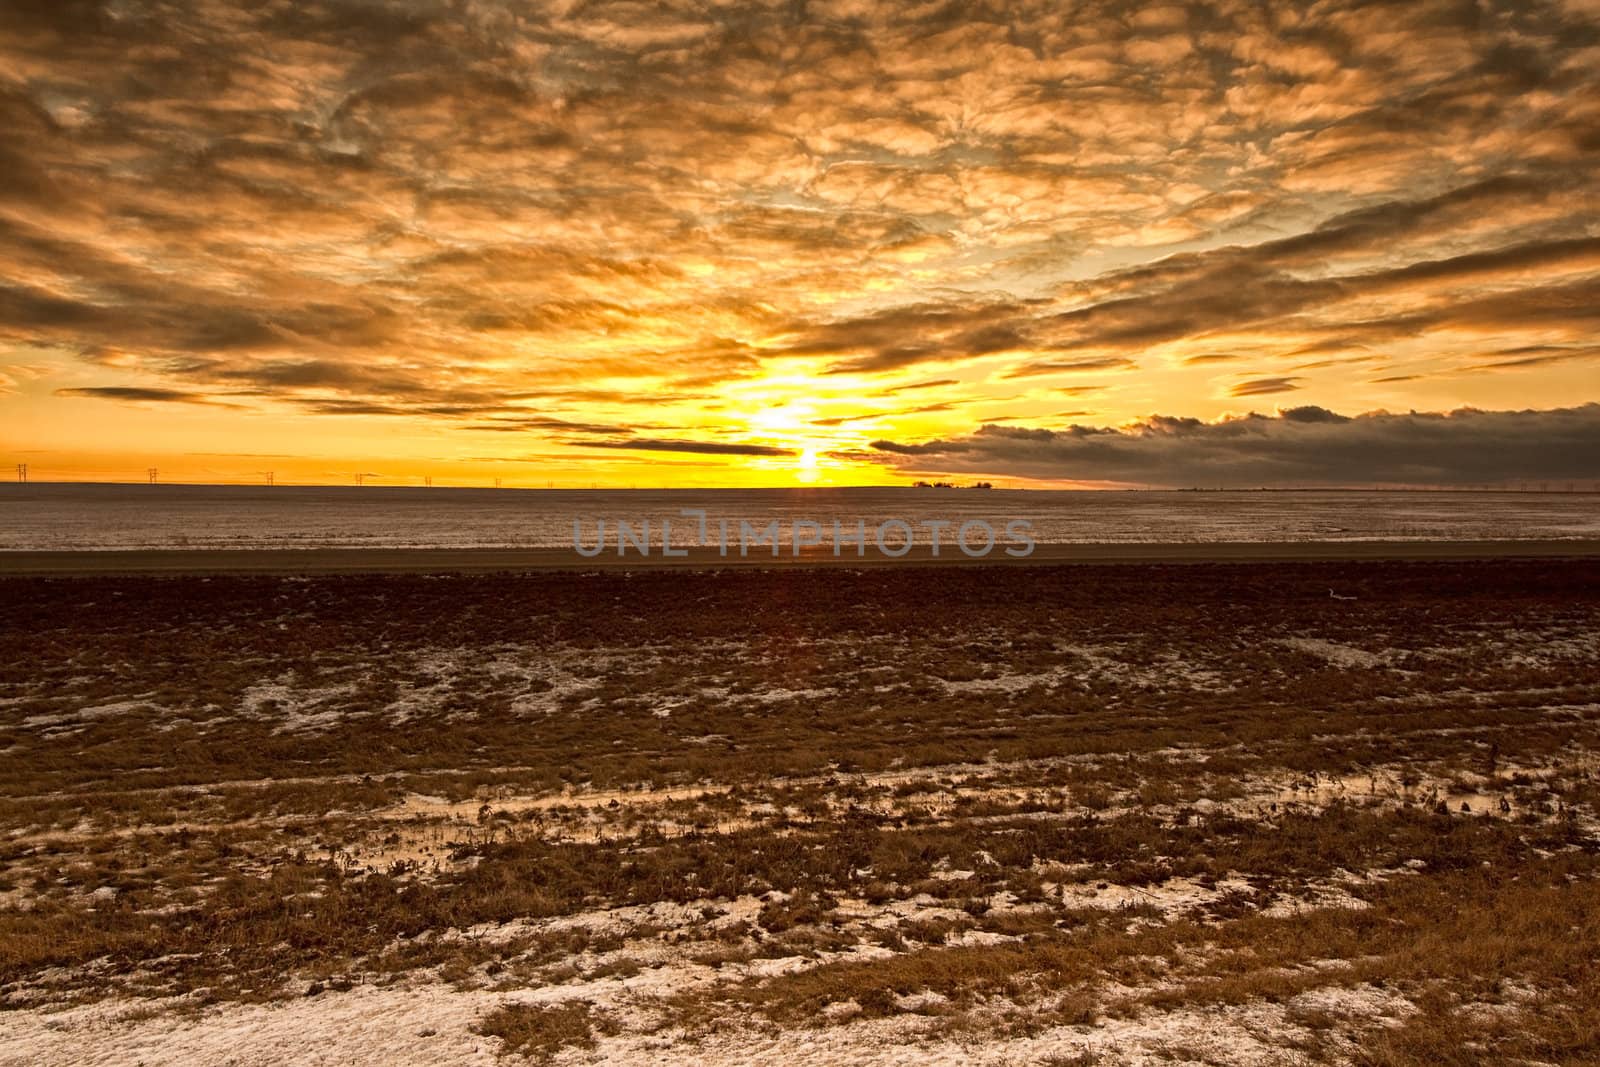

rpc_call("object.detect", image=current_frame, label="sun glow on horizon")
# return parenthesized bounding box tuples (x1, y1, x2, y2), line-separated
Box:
(3, 1, 1597, 489)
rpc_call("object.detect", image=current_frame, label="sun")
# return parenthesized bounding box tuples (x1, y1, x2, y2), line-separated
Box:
(795, 447, 820, 484)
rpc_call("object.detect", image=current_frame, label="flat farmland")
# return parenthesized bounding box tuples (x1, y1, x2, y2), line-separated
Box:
(1, 561, 1597, 1065)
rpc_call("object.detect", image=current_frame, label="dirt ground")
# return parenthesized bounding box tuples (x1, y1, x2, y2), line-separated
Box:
(2, 560, 1597, 1064)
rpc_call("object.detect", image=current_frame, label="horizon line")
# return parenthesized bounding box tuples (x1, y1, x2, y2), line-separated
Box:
(3, 479, 1599, 494)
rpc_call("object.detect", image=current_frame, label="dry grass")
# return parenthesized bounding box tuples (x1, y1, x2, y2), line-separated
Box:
(475, 1002, 612, 1061)
(1, 560, 1597, 1061)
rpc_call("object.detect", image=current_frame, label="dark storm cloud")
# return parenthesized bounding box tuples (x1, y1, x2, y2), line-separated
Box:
(870, 405, 1600, 487)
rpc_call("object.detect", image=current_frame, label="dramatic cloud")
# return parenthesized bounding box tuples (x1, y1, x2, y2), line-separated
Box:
(1003, 359, 1138, 379)
(870, 405, 1600, 487)
(1230, 377, 1302, 397)
(55, 386, 222, 405)
(2, 0, 1598, 482)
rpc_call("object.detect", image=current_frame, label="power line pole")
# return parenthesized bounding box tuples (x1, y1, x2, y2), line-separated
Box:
(424, 475, 432, 487)
(14, 463, 25, 483)
(147, 467, 158, 484)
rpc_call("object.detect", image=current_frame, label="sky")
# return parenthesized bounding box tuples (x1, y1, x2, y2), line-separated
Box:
(2, 0, 1599, 488)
